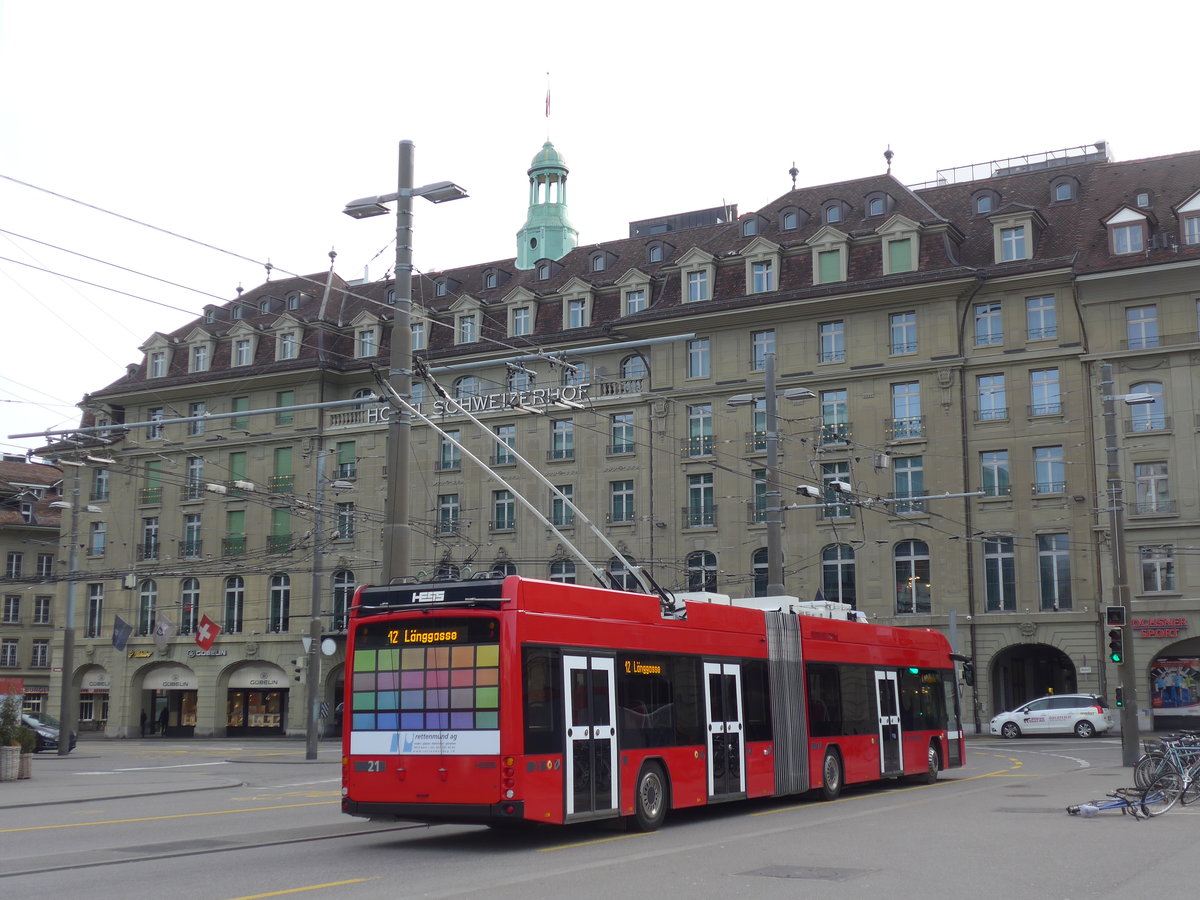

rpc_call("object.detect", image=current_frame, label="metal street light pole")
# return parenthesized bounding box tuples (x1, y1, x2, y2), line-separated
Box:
(343, 141, 466, 585)
(763, 352, 784, 595)
(1100, 361, 1140, 766)
(56, 469, 80, 755)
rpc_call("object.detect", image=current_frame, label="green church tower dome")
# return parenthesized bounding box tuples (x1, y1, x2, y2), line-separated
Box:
(516, 140, 578, 270)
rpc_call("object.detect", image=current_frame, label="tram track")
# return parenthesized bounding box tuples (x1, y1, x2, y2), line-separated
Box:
(0, 821, 421, 879)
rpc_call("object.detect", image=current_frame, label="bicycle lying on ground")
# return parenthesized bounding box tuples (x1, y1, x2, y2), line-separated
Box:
(1067, 784, 1176, 820)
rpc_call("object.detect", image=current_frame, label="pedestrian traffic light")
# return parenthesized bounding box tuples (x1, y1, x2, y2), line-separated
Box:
(1105, 605, 1127, 627)
(1114, 686, 1124, 707)
(1108, 629, 1124, 664)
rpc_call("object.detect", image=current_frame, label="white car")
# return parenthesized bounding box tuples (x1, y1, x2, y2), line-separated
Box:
(989, 694, 1113, 739)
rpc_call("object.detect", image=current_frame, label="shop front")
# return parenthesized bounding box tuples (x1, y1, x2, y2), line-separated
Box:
(226, 664, 288, 736)
(1139, 622, 1200, 731)
(78, 667, 110, 731)
(142, 665, 198, 738)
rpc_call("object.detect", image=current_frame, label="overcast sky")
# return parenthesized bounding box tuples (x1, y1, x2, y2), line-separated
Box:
(2, 0, 1197, 457)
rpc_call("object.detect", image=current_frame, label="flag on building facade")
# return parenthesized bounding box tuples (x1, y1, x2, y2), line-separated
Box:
(152, 613, 173, 653)
(195, 614, 221, 652)
(112, 615, 132, 651)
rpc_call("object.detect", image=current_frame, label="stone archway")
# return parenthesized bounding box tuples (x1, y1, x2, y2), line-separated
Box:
(990, 643, 1077, 714)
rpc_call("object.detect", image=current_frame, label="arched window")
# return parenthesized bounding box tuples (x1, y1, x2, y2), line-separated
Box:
(352, 388, 374, 411)
(508, 368, 533, 391)
(621, 354, 648, 380)
(752, 548, 768, 597)
(180, 578, 200, 634)
(608, 556, 638, 591)
(411, 381, 427, 406)
(269, 574, 290, 633)
(224, 576, 244, 634)
(491, 560, 517, 577)
(894, 540, 931, 614)
(331, 570, 354, 631)
(686, 550, 717, 592)
(454, 375, 482, 399)
(563, 360, 590, 386)
(1129, 381, 1166, 431)
(434, 562, 461, 581)
(549, 559, 576, 583)
(138, 579, 157, 636)
(821, 544, 857, 606)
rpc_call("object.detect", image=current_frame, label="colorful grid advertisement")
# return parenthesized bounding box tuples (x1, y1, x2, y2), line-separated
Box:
(1150, 658, 1200, 718)
(349, 619, 500, 755)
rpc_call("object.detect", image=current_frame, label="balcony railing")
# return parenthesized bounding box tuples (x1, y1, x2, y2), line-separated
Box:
(820, 422, 851, 445)
(547, 448, 575, 462)
(222, 534, 247, 556)
(745, 432, 768, 454)
(435, 458, 462, 472)
(974, 407, 1009, 422)
(436, 519, 465, 536)
(138, 487, 162, 505)
(597, 377, 644, 397)
(886, 416, 925, 440)
(682, 504, 718, 528)
(183, 482, 205, 501)
(888, 493, 926, 514)
(607, 442, 636, 456)
(680, 436, 713, 458)
(136, 541, 159, 561)
(180, 540, 203, 558)
(549, 512, 576, 528)
(267, 534, 293, 554)
(1125, 416, 1170, 434)
(1133, 499, 1177, 516)
(268, 474, 295, 493)
(1033, 481, 1066, 495)
(1028, 403, 1063, 417)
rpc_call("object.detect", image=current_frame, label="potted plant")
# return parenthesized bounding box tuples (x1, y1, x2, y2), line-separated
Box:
(17, 724, 36, 779)
(0, 697, 20, 782)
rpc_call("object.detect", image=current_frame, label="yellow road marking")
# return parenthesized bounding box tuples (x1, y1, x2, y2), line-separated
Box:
(539, 831, 654, 852)
(228, 878, 375, 899)
(0, 800, 338, 834)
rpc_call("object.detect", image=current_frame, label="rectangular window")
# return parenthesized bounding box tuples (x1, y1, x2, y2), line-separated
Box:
(752, 468, 767, 522)
(1026, 295, 1056, 340)
(687, 404, 713, 457)
(271, 446, 294, 493)
(456, 315, 477, 344)
(233, 338, 253, 366)
(820, 389, 849, 445)
(86, 584, 104, 638)
(610, 413, 634, 454)
(610, 480, 635, 523)
(269, 508, 292, 553)
(33, 595, 51, 625)
(686, 270, 708, 302)
(37, 553, 52, 578)
(439, 431, 462, 470)
(492, 491, 515, 530)
(357, 328, 379, 356)
(889, 311, 916, 354)
(977, 374, 1007, 421)
(1126, 306, 1159, 349)
(337, 441, 357, 479)
(819, 321, 844, 363)
(224, 509, 246, 556)
(140, 516, 159, 560)
(981, 451, 1010, 497)
(0, 639, 16, 668)
(1112, 222, 1144, 254)
(1030, 368, 1061, 416)
(687, 338, 711, 378)
(1140, 545, 1175, 593)
(974, 302, 1003, 345)
(1000, 225, 1026, 261)
(893, 456, 924, 513)
(1037, 533, 1072, 610)
(511, 306, 532, 336)
(686, 473, 714, 527)
(231, 396, 250, 431)
(411, 321, 426, 351)
(1034, 446, 1065, 494)
(187, 401, 207, 436)
(149, 350, 166, 378)
(1135, 462, 1170, 514)
(890, 382, 922, 438)
(751, 260, 773, 293)
(2, 595, 18, 623)
(5, 553, 21, 579)
(817, 248, 842, 283)
(983, 537, 1016, 612)
(551, 420, 574, 460)
(278, 330, 298, 360)
(751, 329, 775, 371)
(551, 485, 574, 527)
(191, 344, 209, 372)
(275, 390, 295, 426)
(146, 407, 164, 440)
(228, 451, 247, 491)
(179, 513, 202, 558)
(89, 522, 106, 556)
(141, 460, 162, 505)
(31, 639, 49, 668)
(185, 456, 204, 500)
(494, 424, 517, 465)
(335, 502, 355, 540)
(91, 466, 110, 502)
(567, 298, 588, 329)
(625, 289, 646, 315)
(821, 461, 851, 519)
(886, 238, 913, 273)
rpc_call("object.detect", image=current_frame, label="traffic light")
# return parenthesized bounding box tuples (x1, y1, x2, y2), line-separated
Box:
(1108, 629, 1124, 664)
(1114, 686, 1124, 707)
(961, 659, 975, 686)
(1105, 605, 1127, 626)
(290, 657, 304, 682)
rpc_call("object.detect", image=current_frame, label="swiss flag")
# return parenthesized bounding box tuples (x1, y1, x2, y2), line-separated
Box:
(195, 615, 221, 651)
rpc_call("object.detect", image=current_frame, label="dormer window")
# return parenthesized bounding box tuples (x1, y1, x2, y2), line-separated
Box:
(1054, 183, 1071, 201)
(233, 305, 246, 320)
(687, 270, 708, 301)
(510, 305, 533, 337)
(823, 203, 843, 224)
(566, 297, 589, 329)
(435, 281, 448, 297)
(356, 328, 378, 358)
(742, 218, 758, 237)
(191, 345, 209, 373)
(1136, 191, 1152, 208)
(1176, 191, 1200, 245)
(751, 260, 773, 293)
(865, 192, 893, 218)
(287, 293, 301, 310)
(484, 270, 497, 289)
(1000, 226, 1026, 260)
(412, 321, 426, 350)
(782, 210, 798, 230)
(277, 331, 298, 361)
(648, 244, 663, 263)
(386, 288, 397, 305)
(204, 309, 217, 324)
(624, 288, 646, 315)
(1051, 176, 1078, 203)
(538, 264, 551, 281)
(456, 312, 478, 344)
(973, 190, 1000, 215)
(868, 197, 884, 216)
(259, 298, 271, 314)
(233, 338, 253, 366)
(1105, 207, 1148, 255)
(591, 254, 606, 272)
(990, 210, 1041, 263)
(148, 351, 167, 378)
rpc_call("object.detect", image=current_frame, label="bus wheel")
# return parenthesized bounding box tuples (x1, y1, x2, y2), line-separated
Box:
(632, 762, 667, 832)
(820, 750, 843, 801)
(918, 743, 940, 784)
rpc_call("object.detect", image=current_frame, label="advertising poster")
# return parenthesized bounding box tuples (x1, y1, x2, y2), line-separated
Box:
(1149, 658, 1200, 717)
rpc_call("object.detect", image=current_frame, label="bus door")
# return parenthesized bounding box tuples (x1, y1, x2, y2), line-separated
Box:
(563, 655, 617, 818)
(874, 670, 903, 776)
(703, 662, 745, 798)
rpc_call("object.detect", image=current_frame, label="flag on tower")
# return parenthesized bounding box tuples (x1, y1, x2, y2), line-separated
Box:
(152, 613, 173, 653)
(195, 614, 221, 652)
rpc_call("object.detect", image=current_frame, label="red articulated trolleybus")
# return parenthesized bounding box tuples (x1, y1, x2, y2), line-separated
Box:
(341, 576, 964, 831)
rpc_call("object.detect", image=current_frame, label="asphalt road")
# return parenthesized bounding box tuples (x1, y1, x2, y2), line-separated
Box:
(2, 736, 1196, 898)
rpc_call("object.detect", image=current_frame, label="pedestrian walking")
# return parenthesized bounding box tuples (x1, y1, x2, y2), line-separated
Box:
(158, 706, 169, 736)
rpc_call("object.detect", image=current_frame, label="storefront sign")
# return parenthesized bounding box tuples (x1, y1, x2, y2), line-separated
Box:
(81, 671, 111, 691)
(187, 648, 228, 658)
(228, 665, 287, 689)
(1131, 617, 1189, 638)
(431, 384, 590, 416)
(142, 667, 198, 690)
(128, 650, 153, 659)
